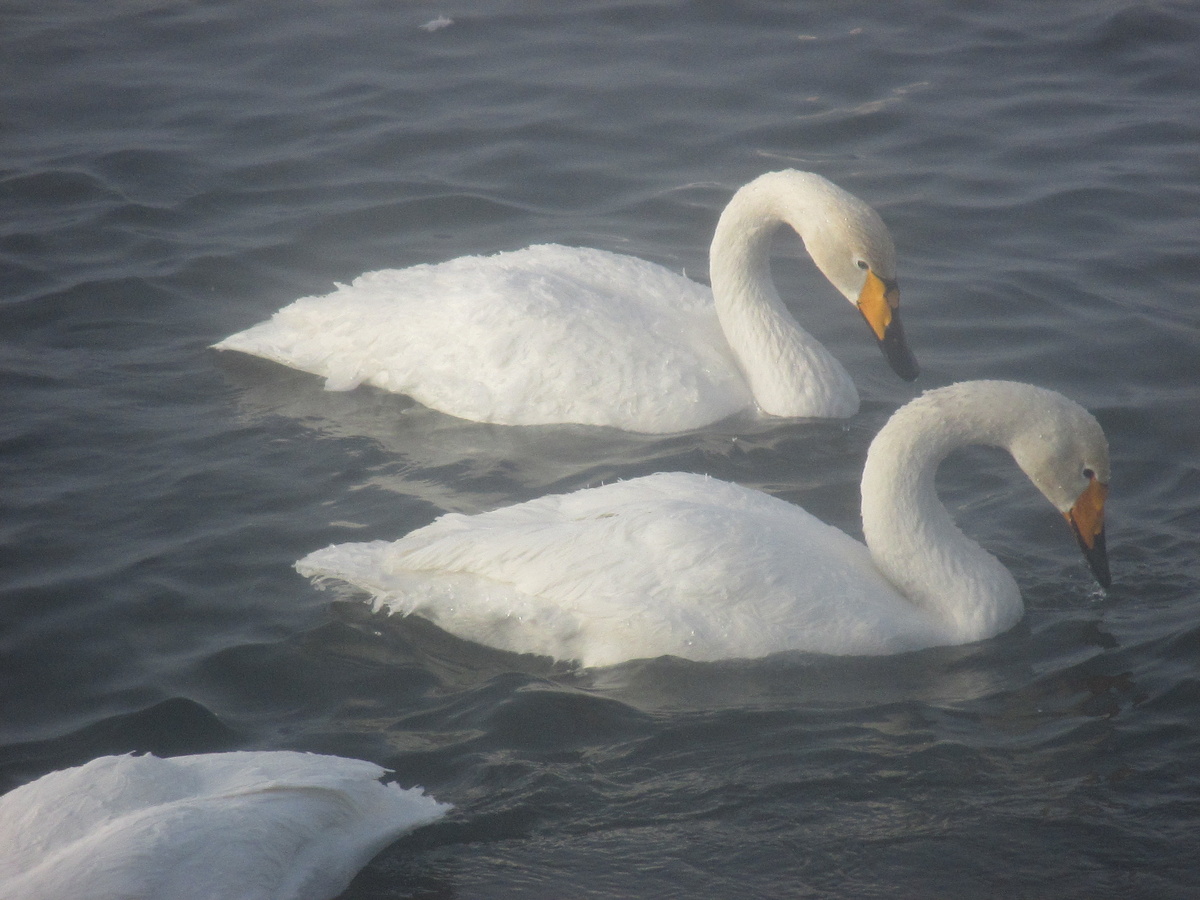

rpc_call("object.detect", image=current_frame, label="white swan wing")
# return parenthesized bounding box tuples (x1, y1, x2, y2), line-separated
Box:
(215, 245, 749, 433)
(298, 473, 944, 666)
(0, 752, 449, 900)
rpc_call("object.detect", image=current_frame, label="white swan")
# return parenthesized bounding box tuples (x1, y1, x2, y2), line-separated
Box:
(214, 170, 918, 433)
(0, 751, 449, 900)
(297, 382, 1111, 667)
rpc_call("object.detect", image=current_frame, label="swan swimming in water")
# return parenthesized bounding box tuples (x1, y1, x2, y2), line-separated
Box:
(0, 751, 449, 900)
(214, 170, 918, 433)
(297, 381, 1111, 667)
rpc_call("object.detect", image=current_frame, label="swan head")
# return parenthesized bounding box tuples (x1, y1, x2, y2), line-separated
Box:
(780, 172, 920, 382)
(1006, 386, 1112, 587)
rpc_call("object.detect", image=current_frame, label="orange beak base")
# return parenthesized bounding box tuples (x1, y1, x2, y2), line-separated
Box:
(857, 269, 919, 382)
(1065, 478, 1111, 588)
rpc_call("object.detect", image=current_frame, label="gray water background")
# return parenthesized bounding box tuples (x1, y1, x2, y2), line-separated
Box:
(2, 1, 1199, 897)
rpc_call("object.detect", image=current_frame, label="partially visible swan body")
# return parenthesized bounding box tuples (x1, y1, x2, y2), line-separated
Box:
(214, 170, 918, 433)
(297, 382, 1111, 667)
(0, 751, 450, 900)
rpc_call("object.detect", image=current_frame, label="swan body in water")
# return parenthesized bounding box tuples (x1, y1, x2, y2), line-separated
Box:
(0, 751, 449, 900)
(297, 381, 1111, 667)
(214, 170, 918, 433)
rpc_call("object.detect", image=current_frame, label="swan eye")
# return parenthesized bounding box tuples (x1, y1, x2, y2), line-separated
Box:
(855, 259, 869, 271)
(1082, 467, 1095, 480)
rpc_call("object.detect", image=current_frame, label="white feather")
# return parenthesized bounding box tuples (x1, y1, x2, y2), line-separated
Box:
(297, 381, 1111, 667)
(215, 170, 911, 432)
(0, 751, 449, 900)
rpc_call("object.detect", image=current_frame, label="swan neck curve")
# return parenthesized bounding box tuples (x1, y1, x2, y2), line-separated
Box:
(708, 172, 858, 418)
(860, 383, 1028, 644)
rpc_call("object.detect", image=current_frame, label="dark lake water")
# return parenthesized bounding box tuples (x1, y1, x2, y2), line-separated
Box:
(3, 1, 1199, 897)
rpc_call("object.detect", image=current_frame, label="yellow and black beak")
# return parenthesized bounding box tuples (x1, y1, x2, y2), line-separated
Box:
(1064, 476, 1111, 588)
(857, 269, 919, 382)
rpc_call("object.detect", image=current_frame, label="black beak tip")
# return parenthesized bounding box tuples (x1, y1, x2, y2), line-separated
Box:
(879, 319, 920, 382)
(1075, 526, 1112, 589)
(887, 344, 921, 382)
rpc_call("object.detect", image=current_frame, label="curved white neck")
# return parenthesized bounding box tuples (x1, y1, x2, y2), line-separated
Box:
(708, 174, 858, 418)
(859, 384, 1026, 644)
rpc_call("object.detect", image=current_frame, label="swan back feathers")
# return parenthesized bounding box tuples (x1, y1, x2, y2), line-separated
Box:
(217, 244, 750, 432)
(300, 472, 946, 665)
(0, 751, 449, 900)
